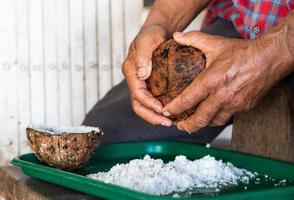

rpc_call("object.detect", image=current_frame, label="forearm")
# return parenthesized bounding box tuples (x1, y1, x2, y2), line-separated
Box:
(142, 0, 210, 37)
(280, 10, 294, 69)
(256, 10, 294, 83)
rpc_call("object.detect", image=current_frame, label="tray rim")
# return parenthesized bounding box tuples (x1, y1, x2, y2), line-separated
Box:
(11, 140, 294, 200)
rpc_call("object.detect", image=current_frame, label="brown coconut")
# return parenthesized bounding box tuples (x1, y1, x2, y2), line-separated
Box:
(146, 39, 206, 121)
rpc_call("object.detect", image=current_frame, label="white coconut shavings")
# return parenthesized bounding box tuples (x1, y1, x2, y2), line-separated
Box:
(87, 155, 256, 196)
(29, 124, 103, 134)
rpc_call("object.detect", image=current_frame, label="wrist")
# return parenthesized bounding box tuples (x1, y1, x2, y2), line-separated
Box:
(257, 13, 294, 82)
(137, 24, 169, 48)
(141, 17, 175, 39)
(142, 0, 210, 38)
(283, 10, 294, 62)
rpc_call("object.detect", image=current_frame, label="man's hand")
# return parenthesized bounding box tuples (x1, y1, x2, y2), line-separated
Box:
(122, 25, 172, 126)
(121, 0, 211, 126)
(162, 30, 294, 133)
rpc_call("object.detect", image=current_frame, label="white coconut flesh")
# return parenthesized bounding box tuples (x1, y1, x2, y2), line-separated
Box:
(28, 124, 103, 135)
(88, 155, 257, 196)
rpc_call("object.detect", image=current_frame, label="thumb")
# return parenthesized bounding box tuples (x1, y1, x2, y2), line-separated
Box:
(135, 52, 152, 81)
(133, 35, 164, 80)
(173, 31, 219, 53)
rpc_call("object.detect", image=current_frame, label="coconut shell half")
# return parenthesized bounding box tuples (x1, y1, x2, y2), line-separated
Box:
(26, 125, 103, 171)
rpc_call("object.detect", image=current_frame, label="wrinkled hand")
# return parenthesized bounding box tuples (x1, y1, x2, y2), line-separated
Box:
(162, 31, 291, 132)
(122, 25, 172, 126)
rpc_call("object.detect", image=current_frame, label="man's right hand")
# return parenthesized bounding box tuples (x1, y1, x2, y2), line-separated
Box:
(122, 25, 173, 126)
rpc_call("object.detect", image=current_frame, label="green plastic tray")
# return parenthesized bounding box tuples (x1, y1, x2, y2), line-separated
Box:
(11, 141, 294, 200)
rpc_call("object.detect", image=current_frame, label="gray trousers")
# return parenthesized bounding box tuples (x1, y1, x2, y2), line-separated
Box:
(82, 18, 241, 144)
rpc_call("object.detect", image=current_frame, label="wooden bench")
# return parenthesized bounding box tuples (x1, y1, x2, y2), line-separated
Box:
(232, 81, 294, 163)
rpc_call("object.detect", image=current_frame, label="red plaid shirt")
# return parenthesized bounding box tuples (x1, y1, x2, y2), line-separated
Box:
(204, 0, 294, 39)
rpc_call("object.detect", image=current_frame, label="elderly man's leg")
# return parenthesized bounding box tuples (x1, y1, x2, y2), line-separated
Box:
(82, 18, 241, 144)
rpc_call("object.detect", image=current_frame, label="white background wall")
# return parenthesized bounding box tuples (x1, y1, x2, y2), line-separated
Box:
(0, 0, 230, 166)
(0, 0, 143, 165)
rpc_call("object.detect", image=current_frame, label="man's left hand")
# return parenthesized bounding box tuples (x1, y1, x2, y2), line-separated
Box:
(162, 30, 292, 133)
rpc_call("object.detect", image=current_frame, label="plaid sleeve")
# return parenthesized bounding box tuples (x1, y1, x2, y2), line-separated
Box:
(203, 0, 294, 39)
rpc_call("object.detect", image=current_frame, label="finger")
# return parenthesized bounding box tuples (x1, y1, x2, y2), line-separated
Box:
(162, 76, 208, 117)
(177, 96, 222, 133)
(132, 100, 172, 126)
(123, 59, 163, 113)
(173, 31, 222, 52)
(133, 87, 163, 113)
(135, 52, 152, 80)
(133, 36, 163, 80)
(173, 31, 224, 66)
(210, 110, 233, 126)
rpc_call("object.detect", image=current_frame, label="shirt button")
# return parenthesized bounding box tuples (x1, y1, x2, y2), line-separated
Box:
(253, 26, 260, 34)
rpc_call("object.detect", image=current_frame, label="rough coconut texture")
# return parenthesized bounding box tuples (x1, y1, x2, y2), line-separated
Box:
(88, 155, 256, 196)
(146, 39, 206, 121)
(27, 125, 103, 171)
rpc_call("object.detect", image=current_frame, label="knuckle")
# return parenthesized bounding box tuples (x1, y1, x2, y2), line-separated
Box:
(232, 97, 247, 110)
(150, 98, 159, 107)
(216, 89, 231, 105)
(121, 60, 128, 75)
(129, 91, 137, 100)
(121, 59, 133, 76)
(223, 69, 237, 84)
(193, 116, 209, 128)
(180, 95, 194, 109)
(135, 89, 147, 101)
(213, 117, 227, 126)
(181, 121, 195, 133)
(141, 88, 152, 97)
(131, 93, 137, 100)
(132, 105, 139, 114)
(204, 75, 221, 90)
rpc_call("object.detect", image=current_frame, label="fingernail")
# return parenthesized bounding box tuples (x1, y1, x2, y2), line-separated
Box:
(163, 111, 171, 117)
(161, 122, 167, 127)
(137, 68, 146, 78)
(161, 121, 172, 127)
(155, 107, 162, 113)
(174, 32, 184, 38)
(155, 102, 163, 113)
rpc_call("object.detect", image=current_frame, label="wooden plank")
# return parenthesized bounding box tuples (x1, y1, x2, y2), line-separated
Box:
(123, 0, 143, 56)
(84, 0, 99, 112)
(0, 166, 98, 200)
(110, 0, 124, 86)
(0, 1, 6, 163)
(28, 0, 45, 125)
(56, 0, 72, 126)
(69, 0, 85, 125)
(0, 0, 19, 165)
(16, 0, 31, 154)
(0, 0, 147, 165)
(232, 82, 294, 162)
(43, 0, 58, 125)
(97, 0, 112, 99)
